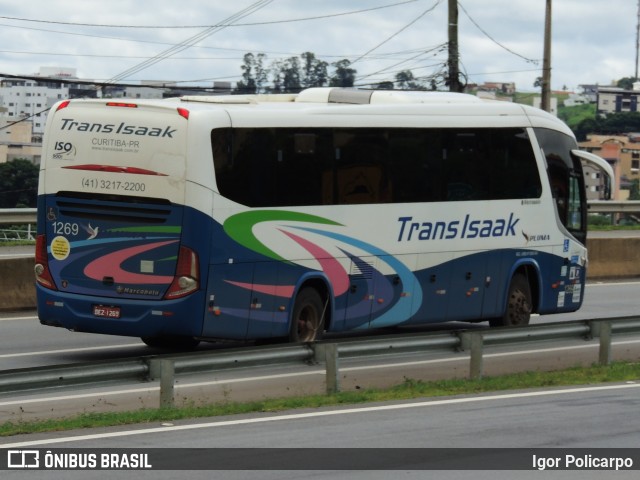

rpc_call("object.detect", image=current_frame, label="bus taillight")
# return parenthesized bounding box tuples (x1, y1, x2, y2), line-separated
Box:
(106, 102, 138, 108)
(35, 234, 57, 290)
(177, 107, 190, 120)
(55, 100, 71, 112)
(164, 246, 199, 299)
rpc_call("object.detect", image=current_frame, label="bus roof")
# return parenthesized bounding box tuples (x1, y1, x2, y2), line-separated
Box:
(56, 88, 574, 137)
(180, 87, 484, 106)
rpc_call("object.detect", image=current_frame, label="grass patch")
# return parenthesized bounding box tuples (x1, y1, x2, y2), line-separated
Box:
(2, 361, 639, 438)
(0, 240, 35, 247)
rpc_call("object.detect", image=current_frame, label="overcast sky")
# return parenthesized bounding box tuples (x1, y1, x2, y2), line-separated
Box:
(0, 0, 638, 92)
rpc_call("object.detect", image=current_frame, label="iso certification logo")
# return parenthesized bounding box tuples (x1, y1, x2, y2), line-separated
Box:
(52, 141, 76, 160)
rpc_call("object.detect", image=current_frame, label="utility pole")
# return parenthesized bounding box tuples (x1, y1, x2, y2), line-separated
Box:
(636, 0, 639, 79)
(447, 0, 463, 92)
(540, 0, 552, 112)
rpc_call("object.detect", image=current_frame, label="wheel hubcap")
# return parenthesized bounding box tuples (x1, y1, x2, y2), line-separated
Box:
(297, 306, 319, 342)
(509, 289, 531, 324)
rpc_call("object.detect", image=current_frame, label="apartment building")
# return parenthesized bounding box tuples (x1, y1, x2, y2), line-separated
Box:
(0, 118, 41, 164)
(596, 82, 640, 116)
(0, 79, 67, 138)
(578, 134, 640, 200)
(0, 67, 153, 164)
(0, 67, 79, 164)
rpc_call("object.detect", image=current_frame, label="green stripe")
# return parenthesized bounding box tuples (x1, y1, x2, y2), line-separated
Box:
(223, 210, 342, 261)
(108, 226, 182, 234)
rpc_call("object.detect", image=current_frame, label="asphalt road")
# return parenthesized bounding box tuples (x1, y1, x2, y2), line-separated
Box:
(2, 384, 639, 479)
(1, 279, 639, 479)
(1, 280, 639, 423)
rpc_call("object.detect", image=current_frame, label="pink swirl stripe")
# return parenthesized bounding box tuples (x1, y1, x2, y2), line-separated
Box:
(84, 240, 178, 284)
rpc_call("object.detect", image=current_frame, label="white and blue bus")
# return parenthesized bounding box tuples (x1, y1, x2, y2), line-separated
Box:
(35, 88, 613, 347)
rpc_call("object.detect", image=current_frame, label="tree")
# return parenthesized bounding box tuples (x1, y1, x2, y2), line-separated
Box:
(0, 159, 39, 208)
(236, 53, 257, 94)
(573, 117, 601, 141)
(301, 52, 328, 88)
(616, 77, 639, 90)
(329, 59, 357, 87)
(239, 52, 359, 92)
(630, 179, 640, 200)
(269, 56, 305, 93)
(236, 53, 269, 94)
(270, 59, 285, 93)
(375, 81, 394, 90)
(395, 70, 426, 90)
(533, 76, 543, 89)
(254, 53, 269, 93)
(280, 56, 302, 92)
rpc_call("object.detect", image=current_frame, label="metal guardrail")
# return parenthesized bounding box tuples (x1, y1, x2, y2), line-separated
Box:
(0, 227, 34, 241)
(1, 316, 639, 407)
(588, 201, 640, 214)
(0, 208, 36, 225)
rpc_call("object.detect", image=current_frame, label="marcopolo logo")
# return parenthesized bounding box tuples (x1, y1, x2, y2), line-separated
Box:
(59, 118, 177, 138)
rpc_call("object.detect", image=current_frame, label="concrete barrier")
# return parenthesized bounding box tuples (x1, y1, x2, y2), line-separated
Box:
(586, 238, 640, 279)
(1, 239, 638, 311)
(1, 257, 36, 311)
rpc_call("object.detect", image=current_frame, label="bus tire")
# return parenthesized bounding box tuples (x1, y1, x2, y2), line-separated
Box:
(490, 273, 532, 327)
(141, 335, 200, 349)
(289, 287, 325, 343)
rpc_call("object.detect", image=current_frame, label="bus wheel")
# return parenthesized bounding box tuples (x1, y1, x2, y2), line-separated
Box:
(490, 274, 532, 327)
(289, 287, 325, 343)
(141, 335, 200, 349)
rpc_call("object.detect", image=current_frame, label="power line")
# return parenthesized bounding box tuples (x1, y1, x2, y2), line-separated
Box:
(0, 24, 360, 60)
(0, 2, 438, 72)
(0, 106, 51, 131)
(106, 0, 274, 83)
(457, 1, 539, 65)
(358, 43, 447, 80)
(350, 0, 443, 65)
(0, 1, 422, 29)
(0, 50, 242, 61)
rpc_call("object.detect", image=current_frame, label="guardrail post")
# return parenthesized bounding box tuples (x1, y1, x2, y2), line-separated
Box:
(325, 343, 340, 395)
(598, 321, 612, 366)
(149, 358, 175, 408)
(459, 331, 484, 380)
(312, 343, 341, 395)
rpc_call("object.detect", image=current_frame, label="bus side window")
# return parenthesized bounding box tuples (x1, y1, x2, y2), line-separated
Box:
(444, 131, 488, 201)
(324, 131, 392, 205)
(211, 129, 231, 171)
(548, 164, 569, 225)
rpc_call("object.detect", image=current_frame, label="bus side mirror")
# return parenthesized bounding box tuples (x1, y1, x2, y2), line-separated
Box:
(571, 149, 615, 200)
(603, 176, 612, 200)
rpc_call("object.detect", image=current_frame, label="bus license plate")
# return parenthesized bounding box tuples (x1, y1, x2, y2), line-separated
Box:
(93, 305, 121, 319)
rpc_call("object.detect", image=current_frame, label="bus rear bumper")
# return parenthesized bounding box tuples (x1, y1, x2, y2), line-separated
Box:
(36, 287, 204, 338)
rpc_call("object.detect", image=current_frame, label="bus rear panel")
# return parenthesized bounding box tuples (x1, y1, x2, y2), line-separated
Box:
(36, 100, 206, 338)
